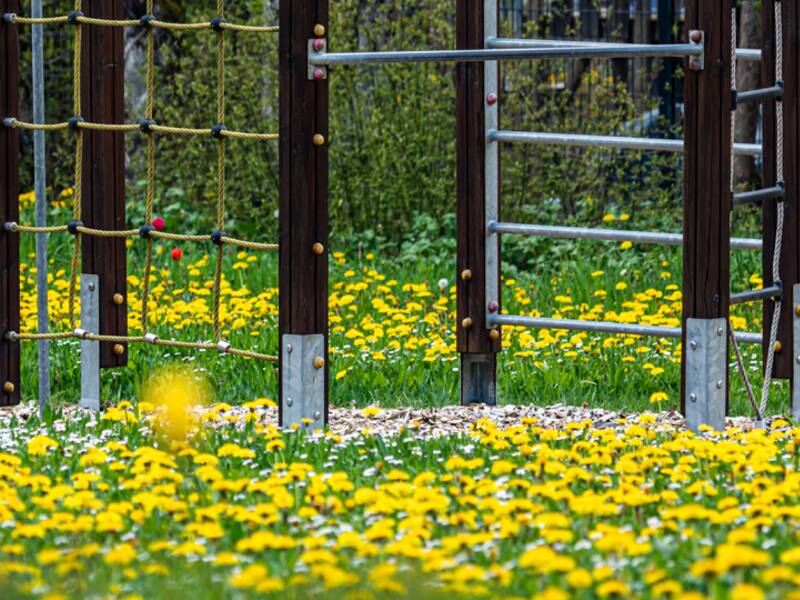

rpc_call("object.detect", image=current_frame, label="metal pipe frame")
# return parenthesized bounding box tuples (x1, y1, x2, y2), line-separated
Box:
(733, 84, 784, 108)
(487, 36, 761, 62)
(730, 284, 782, 306)
(488, 314, 762, 345)
(487, 221, 763, 251)
(309, 42, 704, 67)
(488, 130, 763, 157)
(732, 184, 785, 206)
(484, 0, 500, 327)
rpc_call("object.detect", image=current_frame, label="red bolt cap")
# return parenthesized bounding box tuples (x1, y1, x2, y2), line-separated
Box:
(152, 216, 165, 231)
(487, 92, 498, 106)
(313, 68, 325, 81)
(487, 300, 500, 313)
(312, 39, 325, 52)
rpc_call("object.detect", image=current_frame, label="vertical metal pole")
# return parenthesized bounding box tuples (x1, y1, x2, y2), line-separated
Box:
(31, 0, 49, 417)
(484, 0, 499, 333)
(80, 274, 100, 411)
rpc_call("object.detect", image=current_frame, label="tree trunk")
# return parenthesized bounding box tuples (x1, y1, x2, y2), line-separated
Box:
(734, 2, 761, 187)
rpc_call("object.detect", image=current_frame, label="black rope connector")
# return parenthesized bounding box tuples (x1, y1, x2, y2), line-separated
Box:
(139, 225, 155, 239)
(2, 13, 16, 23)
(211, 230, 226, 245)
(210, 17, 227, 32)
(139, 14, 156, 27)
(211, 124, 227, 139)
(774, 280, 784, 300)
(67, 10, 84, 25)
(2, 117, 15, 128)
(139, 119, 157, 134)
(68, 116, 84, 131)
(67, 220, 83, 235)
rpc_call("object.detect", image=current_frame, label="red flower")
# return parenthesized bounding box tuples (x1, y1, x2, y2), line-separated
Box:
(152, 216, 166, 231)
(171, 248, 183, 261)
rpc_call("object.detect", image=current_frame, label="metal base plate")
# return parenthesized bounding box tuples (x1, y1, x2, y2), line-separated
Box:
(685, 318, 726, 432)
(281, 334, 325, 429)
(80, 274, 100, 411)
(461, 353, 497, 406)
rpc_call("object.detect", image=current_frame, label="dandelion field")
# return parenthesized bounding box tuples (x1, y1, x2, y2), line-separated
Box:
(1, 403, 800, 599)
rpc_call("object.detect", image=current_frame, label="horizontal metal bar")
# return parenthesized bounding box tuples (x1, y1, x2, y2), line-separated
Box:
(488, 37, 762, 62)
(487, 222, 763, 251)
(733, 184, 785, 206)
(730, 284, 782, 306)
(488, 314, 762, 345)
(309, 43, 703, 67)
(733, 84, 784, 107)
(488, 130, 762, 157)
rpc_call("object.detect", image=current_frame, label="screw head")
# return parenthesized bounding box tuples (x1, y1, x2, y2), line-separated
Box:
(3, 381, 14, 394)
(716, 380, 723, 389)
(795, 305, 800, 317)
(113, 293, 125, 305)
(313, 68, 326, 81)
(689, 30, 702, 44)
(775, 341, 783, 353)
(313, 356, 325, 370)
(487, 300, 500, 314)
(461, 269, 473, 281)
(489, 329, 501, 341)
(286, 397, 293, 407)
(314, 411, 321, 420)
(113, 344, 125, 355)
(462, 317, 473, 329)
(312, 38, 326, 52)
(313, 134, 326, 147)
(689, 393, 697, 403)
(690, 340, 698, 350)
(486, 92, 498, 106)
(688, 57, 702, 71)
(313, 24, 326, 37)
(717, 327, 724, 337)
(796, 355, 800, 365)
(88, 282, 96, 292)
(287, 343, 293, 354)
(312, 242, 325, 256)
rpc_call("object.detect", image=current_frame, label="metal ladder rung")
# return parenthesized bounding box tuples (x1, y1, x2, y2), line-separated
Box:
(732, 184, 785, 206)
(732, 83, 784, 108)
(730, 283, 782, 306)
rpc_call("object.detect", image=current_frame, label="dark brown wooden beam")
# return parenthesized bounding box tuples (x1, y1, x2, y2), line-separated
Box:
(0, 0, 20, 406)
(80, 0, 128, 368)
(681, 1, 732, 413)
(456, 0, 500, 405)
(278, 0, 329, 423)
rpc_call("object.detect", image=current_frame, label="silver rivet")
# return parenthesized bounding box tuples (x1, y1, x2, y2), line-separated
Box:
(717, 327, 724, 337)
(796, 355, 800, 365)
(716, 380, 723, 389)
(287, 344, 293, 354)
(689, 393, 697, 403)
(314, 411, 321, 420)
(88, 282, 96, 292)
(690, 340, 697, 350)
(286, 398, 293, 407)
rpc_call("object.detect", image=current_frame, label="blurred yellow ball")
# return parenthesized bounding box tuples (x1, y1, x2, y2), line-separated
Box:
(142, 367, 209, 441)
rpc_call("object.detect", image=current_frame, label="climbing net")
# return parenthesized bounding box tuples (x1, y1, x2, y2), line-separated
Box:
(2, 1, 279, 363)
(729, 1, 785, 420)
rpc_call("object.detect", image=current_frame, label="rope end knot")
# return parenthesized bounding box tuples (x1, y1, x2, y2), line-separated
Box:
(2, 13, 16, 23)
(2, 117, 16, 128)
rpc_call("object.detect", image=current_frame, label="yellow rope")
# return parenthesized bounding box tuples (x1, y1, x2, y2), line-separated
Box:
(7, 14, 278, 33)
(12, 0, 283, 371)
(218, 236, 279, 252)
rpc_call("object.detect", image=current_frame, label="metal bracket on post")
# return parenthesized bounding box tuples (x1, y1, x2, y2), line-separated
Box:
(484, 0, 500, 327)
(461, 353, 497, 406)
(687, 30, 704, 71)
(281, 334, 325, 430)
(79, 274, 100, 411)
(685, 318, 726, 431)
(793, 285, 800, 421)
(308, 39, 327, 80)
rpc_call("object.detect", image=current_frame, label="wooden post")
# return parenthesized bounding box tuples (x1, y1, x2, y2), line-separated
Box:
(278, 0, 329, 425)
(456, 0, 500, 405)
(681, 2, 733, 413)
(81, 0, 127, 368)
(0, 0, 20, 406)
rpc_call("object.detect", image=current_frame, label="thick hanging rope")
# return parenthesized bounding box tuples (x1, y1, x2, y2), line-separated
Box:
(2, 3, 280, 364)
(760, 0, 785, 417)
